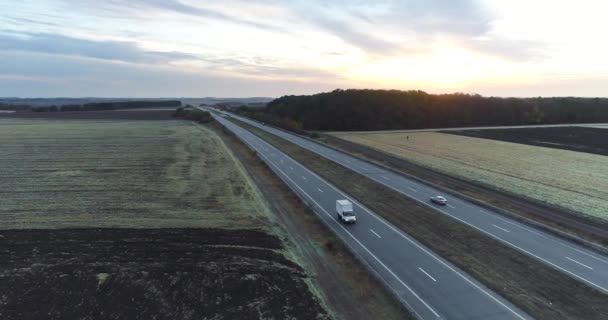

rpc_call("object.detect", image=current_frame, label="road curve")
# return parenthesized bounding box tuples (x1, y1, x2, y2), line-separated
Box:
(207, 109, 530, 320)
(222, 110, 608, 294)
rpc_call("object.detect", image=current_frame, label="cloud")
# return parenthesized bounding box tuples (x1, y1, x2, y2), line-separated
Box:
(0, 32, 197, 63)
(0, 30, 338, 83)
(280, 0, 542, 60)
(465, 38, 546, 61)
(0, 51, 343, 97)
(92, 0, 287, 33)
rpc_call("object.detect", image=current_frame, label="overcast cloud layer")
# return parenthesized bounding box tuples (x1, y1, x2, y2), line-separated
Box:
(1, 0, 607, 97)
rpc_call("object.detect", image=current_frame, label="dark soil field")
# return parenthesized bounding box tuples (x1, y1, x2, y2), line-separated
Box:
(448, 126, 608, 156)
(0, 109, 175, 120)
(233, 119, 608, 320)
(0, 228, 327, 320)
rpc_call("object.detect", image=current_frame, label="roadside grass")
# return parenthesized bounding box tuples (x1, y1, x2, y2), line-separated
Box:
(0, 119, 271, 229)
(333, 131, 608, 221)
(234, 118, 608, 320)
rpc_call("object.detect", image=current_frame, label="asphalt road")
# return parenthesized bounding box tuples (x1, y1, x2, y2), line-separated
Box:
(222, 110, 608, 294)
(208, 110, 530, 320)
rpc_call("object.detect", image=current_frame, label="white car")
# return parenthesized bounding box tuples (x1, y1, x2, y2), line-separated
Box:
(430, 196, 447, 205)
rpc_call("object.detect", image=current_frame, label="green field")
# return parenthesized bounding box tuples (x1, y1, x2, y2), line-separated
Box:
(333, 131, 608, 221)
(0, 119, 272, 229)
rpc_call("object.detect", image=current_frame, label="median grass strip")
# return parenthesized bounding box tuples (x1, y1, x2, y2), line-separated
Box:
(232, 118, 608, 320)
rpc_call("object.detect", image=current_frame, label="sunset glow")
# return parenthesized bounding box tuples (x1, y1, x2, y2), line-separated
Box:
(1, 0, 607, 97)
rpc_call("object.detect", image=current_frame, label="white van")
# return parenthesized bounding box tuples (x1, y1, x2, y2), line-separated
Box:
(336, 200, 356, 223)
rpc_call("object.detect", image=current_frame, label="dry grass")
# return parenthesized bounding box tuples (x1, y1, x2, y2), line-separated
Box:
(334, 132, 608, 221)
(0, 119, 272, 229)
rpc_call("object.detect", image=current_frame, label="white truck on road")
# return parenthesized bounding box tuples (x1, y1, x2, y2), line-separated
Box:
(336, 200, 356, 223)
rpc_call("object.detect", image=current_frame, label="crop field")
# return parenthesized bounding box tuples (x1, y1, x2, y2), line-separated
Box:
(333, 131, 608, 221)
(449, 126, 608, 156)
(0, 118, 328, 319)
(0, 119, 272, 229)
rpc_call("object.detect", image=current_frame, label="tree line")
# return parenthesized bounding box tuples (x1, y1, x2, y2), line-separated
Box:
(237, 89, 608, 131)
(20, 100, 182, 112)
(173, 106, 214, 123)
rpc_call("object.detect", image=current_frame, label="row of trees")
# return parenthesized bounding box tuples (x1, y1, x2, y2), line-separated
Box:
(29, 100, 182, 112)
(243, 89, 608, 131)
(0, 104, 32, 111)
(173, 107, 214, 123)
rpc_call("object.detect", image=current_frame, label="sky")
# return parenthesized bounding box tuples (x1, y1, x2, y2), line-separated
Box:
(1, 0, 607, 98)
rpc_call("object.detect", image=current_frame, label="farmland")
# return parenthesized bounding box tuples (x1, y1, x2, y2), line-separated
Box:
(0, 119, 272, 229)
(0, 118, 329, 319)
(448, 126, 608, 156)
(332, 131, 608, 221)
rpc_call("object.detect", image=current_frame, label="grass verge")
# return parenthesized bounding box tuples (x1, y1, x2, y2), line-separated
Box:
(232, 118, 608, 320)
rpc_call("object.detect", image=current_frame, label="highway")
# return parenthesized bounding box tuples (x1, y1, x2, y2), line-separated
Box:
(222, 110, 608, 294)
(208, 109, 530, 320)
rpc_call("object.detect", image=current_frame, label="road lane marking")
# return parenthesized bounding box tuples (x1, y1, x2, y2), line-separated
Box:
(566, 257, 594, 270)
(408, 187, 418, 192)
(370, 229, 382, 238)
(447, 204, 455, 209)
(251, 137, 528, 319)
(492, 225, 510, 233)
(226, 126, 441, 318)
(569, 247, 608, 265)
(382, 176, 391, 180)
(289, 166, 293, 170)
(231, 118, 528, 318)
(235, 111, 604, 288)
(280, 159, 284, 163)
(262, 158, 441, 318)
(223, 115, 539, 317)
(302, 176, 307, 180)
(362, 172, 608, 294)
(317, 188, 323, 193)
(491, 210, 608, 265)
(418, 267, 437, 282)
